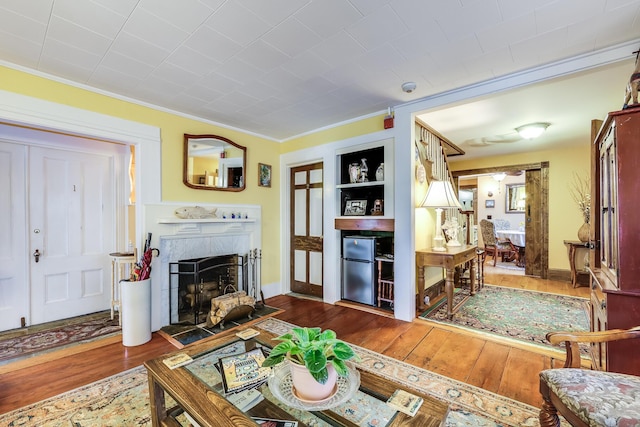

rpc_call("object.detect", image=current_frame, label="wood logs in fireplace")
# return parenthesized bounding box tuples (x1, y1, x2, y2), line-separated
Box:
(170, 254, 247, 325)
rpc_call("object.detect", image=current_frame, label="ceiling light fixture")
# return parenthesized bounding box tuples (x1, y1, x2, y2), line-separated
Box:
(401, 82, 417, 93)
(516, 122, 550, 139)
(492, 173, 507, 182)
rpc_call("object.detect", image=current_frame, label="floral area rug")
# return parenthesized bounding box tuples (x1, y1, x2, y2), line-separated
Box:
(419, 285, 590, 354)
(1, 318, 556, 427)
(495, 261, 524, 271)
(0, 312, 120, 365)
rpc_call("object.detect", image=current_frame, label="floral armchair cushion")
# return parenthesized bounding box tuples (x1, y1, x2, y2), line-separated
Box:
(540, 368, 640, 426)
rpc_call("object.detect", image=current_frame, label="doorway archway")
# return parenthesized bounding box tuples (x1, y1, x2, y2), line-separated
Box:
(452, 162, 549, 278)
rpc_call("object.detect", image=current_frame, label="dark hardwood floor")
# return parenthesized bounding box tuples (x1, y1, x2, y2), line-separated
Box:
(0, 267, 590, 415)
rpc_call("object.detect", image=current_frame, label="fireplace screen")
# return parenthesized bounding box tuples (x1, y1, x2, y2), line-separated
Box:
(169, 254, 248, 325)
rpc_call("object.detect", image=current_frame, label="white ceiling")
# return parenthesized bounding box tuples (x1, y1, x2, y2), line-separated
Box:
(419, 59, 635, 162)
(1, 0, 639, 152)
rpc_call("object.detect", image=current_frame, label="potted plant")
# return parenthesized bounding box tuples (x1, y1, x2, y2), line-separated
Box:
(262, 327, 359, 401)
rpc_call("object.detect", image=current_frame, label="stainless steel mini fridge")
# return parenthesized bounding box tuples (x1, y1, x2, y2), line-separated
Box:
(342, 236, 376, 306)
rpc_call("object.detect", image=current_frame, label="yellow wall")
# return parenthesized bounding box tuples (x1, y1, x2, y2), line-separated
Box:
(0, 65, 281, 285)
(450, 144, 591, 270)
(281, 114, 386, 152)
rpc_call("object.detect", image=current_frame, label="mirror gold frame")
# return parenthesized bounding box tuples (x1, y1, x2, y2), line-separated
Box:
(183, 134, 246, 191)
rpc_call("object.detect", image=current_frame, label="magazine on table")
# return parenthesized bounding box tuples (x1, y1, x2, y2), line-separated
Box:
(252, 418, 298, 427)
(386, 389, 423, 417)
(218, 347, 271, 394)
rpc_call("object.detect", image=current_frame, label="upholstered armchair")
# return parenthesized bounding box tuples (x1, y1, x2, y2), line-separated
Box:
(479, 219, 516, 266)
(539, 327, 640, 427)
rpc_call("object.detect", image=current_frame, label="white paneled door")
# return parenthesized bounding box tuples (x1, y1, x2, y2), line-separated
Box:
(290, 162, 323, 298)
(29, 146, 115, 325)
(0, 142, 28, 331)
(0, 137, 120, 332)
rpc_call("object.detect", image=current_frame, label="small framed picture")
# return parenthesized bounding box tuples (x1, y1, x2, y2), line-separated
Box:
(485, 199, 495, 208)
(258, 163, 271, 187)
(344, 199, 367, 216)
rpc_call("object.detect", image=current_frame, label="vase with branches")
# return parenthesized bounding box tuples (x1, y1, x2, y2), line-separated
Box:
(569, 172, 591, 241)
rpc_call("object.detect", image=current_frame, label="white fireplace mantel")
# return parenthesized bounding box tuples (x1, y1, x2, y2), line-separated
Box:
(143, 203, 261, 330)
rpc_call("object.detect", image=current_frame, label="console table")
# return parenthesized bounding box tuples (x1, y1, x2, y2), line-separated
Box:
(416, 245, 477, 318)
(563, 240, 589, 287)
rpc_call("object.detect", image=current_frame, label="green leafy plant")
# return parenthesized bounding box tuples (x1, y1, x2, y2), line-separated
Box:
(261, 327, 360, 384)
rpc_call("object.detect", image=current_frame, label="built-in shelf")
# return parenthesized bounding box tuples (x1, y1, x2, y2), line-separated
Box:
(336, 181, 386, 189)
(157, 218, 256, 224)
(334, 218, 394, 231)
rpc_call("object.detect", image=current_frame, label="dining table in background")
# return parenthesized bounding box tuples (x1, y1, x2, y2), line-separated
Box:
(496, 229, 525, 267)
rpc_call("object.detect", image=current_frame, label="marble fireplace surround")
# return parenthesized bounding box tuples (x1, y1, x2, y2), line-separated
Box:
(143, 203, 261, 331)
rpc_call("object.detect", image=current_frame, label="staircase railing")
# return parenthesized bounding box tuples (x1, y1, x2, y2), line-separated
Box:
(416, 122, 474, 245)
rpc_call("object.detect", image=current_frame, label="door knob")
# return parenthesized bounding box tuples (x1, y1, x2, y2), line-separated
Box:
(33, 249, 41, 263)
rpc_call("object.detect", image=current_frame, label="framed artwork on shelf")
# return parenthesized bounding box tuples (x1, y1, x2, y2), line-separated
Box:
(344, 200, 367, 216)
(258, 163, 272, 187)
(485, 199, 495, 208)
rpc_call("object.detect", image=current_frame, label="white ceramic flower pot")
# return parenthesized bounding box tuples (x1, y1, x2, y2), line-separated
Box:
(120, 278, 152, 347)
(289, 360, 337, 401)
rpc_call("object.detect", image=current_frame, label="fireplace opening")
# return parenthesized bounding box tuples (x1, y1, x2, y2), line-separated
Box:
(169, 254, 248, 325)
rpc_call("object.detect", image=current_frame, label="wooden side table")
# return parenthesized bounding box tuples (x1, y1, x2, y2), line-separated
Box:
(416, 245, 477, 318)
(563, 240, 589, 287)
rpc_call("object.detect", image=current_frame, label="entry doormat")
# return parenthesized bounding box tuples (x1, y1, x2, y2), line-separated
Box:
(1, 318, 544, 427)
(0, 311, 120, 365)
(419, 285, 590, 354)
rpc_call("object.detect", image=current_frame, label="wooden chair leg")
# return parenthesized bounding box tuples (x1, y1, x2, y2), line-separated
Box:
(539, 397, 561, 427)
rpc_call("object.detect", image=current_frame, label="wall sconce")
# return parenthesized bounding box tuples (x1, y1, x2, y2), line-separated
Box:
(516, 122, 550, 139)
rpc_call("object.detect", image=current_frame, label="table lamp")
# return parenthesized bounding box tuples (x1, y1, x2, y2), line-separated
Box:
(421, 180, 462, 251)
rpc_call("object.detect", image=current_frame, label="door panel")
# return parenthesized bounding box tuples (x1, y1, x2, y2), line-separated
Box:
(525, 169, 542, 277)
(0, 142, 28, 331)
(290, 162, 323, 297)
(29, 146, 114, 324)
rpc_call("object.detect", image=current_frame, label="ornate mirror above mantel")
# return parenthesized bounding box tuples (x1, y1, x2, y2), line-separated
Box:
(183, 134, 246, 191)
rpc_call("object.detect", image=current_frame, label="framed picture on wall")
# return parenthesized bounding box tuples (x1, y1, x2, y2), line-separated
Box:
(258, 163, 272, 187)
(485, 199, 495, 208)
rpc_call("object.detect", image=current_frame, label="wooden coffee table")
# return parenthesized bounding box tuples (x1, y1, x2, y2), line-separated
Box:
(145, 328, 449, 427)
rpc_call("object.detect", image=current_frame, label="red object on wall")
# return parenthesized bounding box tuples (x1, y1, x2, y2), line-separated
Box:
(384, 116, 394, 129)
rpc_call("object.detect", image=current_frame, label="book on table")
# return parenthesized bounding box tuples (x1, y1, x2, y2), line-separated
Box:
(218, 347, 271, 394)
(252, 418, 298, 427)
(386, 389, 424, 417)
(162, 353, 193, 369)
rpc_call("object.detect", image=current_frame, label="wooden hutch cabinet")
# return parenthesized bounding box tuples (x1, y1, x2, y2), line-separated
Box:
(590, 107, 640, 375)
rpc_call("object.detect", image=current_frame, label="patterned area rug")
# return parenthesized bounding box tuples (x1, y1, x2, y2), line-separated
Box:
(495, 261, 524, 271)
(0, 312, 121, 365)
(420, 285, 590, 354)
(1, 318, 554, 427)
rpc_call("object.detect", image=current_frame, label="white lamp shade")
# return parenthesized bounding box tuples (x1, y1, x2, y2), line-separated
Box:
(422, 180, 462, 209)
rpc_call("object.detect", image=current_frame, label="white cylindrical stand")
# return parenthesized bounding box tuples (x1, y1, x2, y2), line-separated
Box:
(120, 278, 152, 347)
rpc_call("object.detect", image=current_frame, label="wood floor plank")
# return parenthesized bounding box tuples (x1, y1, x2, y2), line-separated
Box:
(424, 332, 486, 381)
(465, 340, 510, 392)
(499, 347, 549, 407)
(382, 322, 433, 361)
(403, 327, 453, 368)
